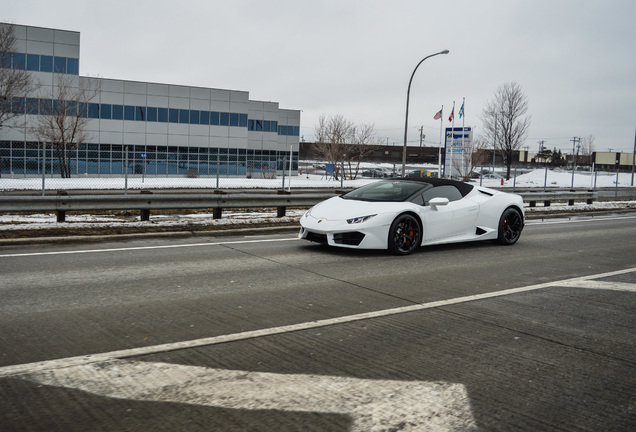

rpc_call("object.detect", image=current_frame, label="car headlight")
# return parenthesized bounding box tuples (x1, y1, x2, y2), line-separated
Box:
(346, 214, 377, 224)
(303, 207, 314, 218)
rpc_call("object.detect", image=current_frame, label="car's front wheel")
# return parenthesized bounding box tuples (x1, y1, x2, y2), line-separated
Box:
(388, 214, 421, 255)
(496, 207, 523, 245)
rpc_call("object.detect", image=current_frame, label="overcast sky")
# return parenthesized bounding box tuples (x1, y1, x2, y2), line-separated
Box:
(3, 0, 635, 153)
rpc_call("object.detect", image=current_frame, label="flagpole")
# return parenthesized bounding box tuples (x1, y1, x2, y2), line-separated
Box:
(461, 97, 465, 178)
(450, 101, 455, 178)
(438, 105, 443, 177)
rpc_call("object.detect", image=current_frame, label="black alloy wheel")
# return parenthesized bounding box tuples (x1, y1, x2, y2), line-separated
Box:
(496, 207, 523, 245)
(388, 214, 422, 255)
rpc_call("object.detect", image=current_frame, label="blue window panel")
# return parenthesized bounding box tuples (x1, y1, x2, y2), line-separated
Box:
(189, 110, 200, 125)
(271, 121, 278, 132)
(179, 109, 189, 124)
(77, 102, 87, 117)
(199, 110, 209, 125)
(88, 103, 99, 119)
(54, 56, 66, 73)
(67, 101, 77, 117)
(263, 120, 270, 132)
(26, 54, 39, 71)
(11, 97, 25, 114)
(229, 113, 239, 127)
(147, 107, 157, 122)
(67, 58, 79, 75)
(12, 53, 25, 70)
(293, 126, 300, 136)
(219, 112, 229, 126)
(124, 105, 135, 121)
(26, 98, 39, 114)
(136, 106, 146, 121)
(100, 104, 112, 119)
(112, 105, 123, 120)
(40, 98, 53, 114)
(239, 113, 248, 128)
(157, 107, 168, 122)
(210, 111, 219, 126)
(169, 108, 179, 123)
(248, 120, 254, 131)
(40, 55, 53, 72)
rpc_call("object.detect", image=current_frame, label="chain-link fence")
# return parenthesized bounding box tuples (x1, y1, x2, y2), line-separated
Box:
(0, 142, 320, 193)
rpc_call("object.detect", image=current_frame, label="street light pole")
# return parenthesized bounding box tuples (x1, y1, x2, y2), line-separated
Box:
(401, 50, 449, 177)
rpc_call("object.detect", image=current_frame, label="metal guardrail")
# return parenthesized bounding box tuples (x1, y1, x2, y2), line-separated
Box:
(519, 191, 598, 207)
(0, 191, 339, 222)
(0, 189, 600, 222)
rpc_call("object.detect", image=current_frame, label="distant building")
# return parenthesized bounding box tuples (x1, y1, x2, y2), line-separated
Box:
(1, 23, 300, 177)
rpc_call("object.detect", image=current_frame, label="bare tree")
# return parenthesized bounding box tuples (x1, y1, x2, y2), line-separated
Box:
(481, 82, 531, 179)
(0, 23, 39, 129)
(313, 114, 381, 179)
(580, 134, 595, 165)
(31, 74, 99, 178)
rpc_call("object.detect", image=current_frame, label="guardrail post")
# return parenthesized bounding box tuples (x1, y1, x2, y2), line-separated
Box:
(277, 206, 286, 217)
(213, 207, 222, 219)
(140, 190, 152, 221)
(56, 190, 68, 222)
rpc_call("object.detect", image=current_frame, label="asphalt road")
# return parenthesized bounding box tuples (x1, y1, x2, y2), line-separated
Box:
(0, 214, 635, 431)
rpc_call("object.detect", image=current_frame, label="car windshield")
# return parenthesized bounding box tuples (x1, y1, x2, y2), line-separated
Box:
(342, 180, 427, 202)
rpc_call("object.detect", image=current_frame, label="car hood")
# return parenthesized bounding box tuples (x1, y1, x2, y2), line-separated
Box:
(309, 196, 400, 220)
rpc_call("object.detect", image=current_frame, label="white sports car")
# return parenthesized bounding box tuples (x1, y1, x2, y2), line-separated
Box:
(299, 178, 525, 255)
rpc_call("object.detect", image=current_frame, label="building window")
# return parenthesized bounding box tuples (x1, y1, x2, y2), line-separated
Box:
(169, 108, 179, 123)
(147, 107, 157, 122)
(100, 104, 112, 119)
(26, 54, 39, 71)
(12, 53, 25, 70)
(189, 110, 200, 125)
(210, 111, 219, 126)
(54, 57, 66, 73)
(124, 105, 135, 121)
(86, 103, 98, 119)
(40, 55, 53, 72)
(179, 109, 189, 124)
(112, 105, 123, 120)
(219, 112, 229, 126)
(136, 106, 146, 121)
(157, 107, 168, 122)
(199, 110, 209, 125)
(67, 58, 79, 75)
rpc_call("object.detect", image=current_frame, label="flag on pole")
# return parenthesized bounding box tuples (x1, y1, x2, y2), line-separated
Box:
(433, 108, 442, 120)
(448, 107, 454, 122)
(459, 101, 464, 119)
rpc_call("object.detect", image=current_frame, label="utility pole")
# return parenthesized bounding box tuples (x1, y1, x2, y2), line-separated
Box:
(419, 126, 424, 148)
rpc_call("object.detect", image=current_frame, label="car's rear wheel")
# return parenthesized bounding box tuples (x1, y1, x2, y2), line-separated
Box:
(496, 207, 523, 245)
(388, 214, 421, 255)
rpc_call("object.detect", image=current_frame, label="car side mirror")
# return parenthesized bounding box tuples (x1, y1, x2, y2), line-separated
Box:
(429, 197, 449, 210)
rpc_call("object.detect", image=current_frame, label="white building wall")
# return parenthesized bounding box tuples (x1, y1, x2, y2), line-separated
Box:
(2, 23, 300, 176)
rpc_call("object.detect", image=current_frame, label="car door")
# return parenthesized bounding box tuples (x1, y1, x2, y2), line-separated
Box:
(417, 185, 479, 242)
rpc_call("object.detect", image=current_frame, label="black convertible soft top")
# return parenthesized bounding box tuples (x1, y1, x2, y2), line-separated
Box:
(386, 177, 475, 197)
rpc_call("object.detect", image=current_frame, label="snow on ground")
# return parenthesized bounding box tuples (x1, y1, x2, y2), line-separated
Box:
(1, 167, 635, 191)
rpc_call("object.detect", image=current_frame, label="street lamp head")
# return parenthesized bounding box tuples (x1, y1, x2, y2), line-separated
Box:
(440, 50, 450, 55)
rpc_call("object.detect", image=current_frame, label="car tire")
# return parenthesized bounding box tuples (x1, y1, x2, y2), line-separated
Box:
(388, 214, 421, 255)
(496, 207, 523, 245)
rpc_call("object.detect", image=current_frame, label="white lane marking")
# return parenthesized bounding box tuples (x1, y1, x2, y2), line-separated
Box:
(0, 237, 299, 258)
(1, 266, 634, 379)
(525, 214, 636, 225)
(21, 360, 477, 432)
(556, 280, 636, 292)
